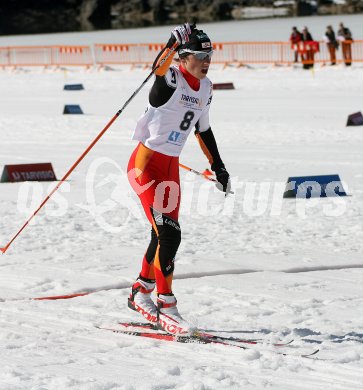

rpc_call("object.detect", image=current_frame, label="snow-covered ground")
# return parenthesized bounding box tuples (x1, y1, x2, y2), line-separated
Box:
(0, 13, 362, 45)
(1, 15, 363, 390)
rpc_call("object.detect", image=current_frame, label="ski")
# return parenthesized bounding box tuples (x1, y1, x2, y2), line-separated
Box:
(118, 321, 294, 347)
(97, 325, 320, 359)
(97, 325, 230, 346)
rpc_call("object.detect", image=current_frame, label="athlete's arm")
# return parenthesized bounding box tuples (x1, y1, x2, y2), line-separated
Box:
(195, 125, 225, 171)
(194, 97, 224, 171)
(195, 105, 230, 193)
(150, 24, 192, 108)
(149, 48, 177, 108)
(196, 126, 230, 192)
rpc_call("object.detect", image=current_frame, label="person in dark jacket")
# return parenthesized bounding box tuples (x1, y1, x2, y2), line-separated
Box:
(337, 22, 353, 66)
(302, 26, 313, 42)
(325, 25, 338, 65)
(301, 26, 315, 69)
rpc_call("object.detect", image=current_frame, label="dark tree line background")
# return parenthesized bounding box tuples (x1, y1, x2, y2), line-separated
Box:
(0, 0, 362, 35)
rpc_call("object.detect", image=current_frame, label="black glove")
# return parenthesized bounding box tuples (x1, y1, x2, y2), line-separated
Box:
(215, 167, 231, 194)
(168, 23, 193, 49)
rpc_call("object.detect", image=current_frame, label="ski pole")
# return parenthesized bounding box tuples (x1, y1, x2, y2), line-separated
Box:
(179, 163, 234, 194)
(179, 163, 217, 183)
(0, 43, 178, 255)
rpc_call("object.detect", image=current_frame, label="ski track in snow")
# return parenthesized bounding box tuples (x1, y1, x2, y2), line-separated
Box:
(0, 280, 362, 389)
(1, 16, 363, 389)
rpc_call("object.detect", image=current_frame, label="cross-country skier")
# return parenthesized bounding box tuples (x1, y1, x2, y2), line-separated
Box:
(127, 23, 230, 335)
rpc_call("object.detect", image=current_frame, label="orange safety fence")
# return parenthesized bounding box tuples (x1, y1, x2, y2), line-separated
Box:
(94, 40, 363, 66)
(0, 41, 362, 67)
(211, 41, 290, 64)
(94, 43, 164, 66)
(0, 45, 93, 67)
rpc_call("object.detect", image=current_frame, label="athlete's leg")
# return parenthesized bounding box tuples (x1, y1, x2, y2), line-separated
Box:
(128, 142, 181, 287)
(127, 144, 159, 322)
(127, 146, 188, 332)
(149, 155, 181, 294)
(150, 210, 181, 294)
(139, 227, 157, 281)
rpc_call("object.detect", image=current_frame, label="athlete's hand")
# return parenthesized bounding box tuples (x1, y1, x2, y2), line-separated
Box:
(171, 23, 193, 48)
(215, 167, 231, 194)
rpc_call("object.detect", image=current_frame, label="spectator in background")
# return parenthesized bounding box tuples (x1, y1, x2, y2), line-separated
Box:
(301, 26, 315, 69)
(324, 25, 338, 65)
(338, 22, 353, 66)
(290, 26, 302, 63)
(301, 26, 313, 42)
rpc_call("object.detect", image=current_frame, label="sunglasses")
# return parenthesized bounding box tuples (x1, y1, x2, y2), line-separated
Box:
(180, 49, 214, 60)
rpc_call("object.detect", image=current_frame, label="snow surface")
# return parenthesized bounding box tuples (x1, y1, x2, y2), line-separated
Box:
(1, 15, 363, 390)
(0, 14, 362, 46)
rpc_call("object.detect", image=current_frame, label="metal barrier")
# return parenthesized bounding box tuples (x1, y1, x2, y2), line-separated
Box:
(0, 45, 93, 67)
(94, 40, 363, 67)
(0, 47, 11, 66)
(0, 41, 362, 67)
(211, 42, 291, 65)
(94, 43, 164, 66)
(55, 46, 93, 66)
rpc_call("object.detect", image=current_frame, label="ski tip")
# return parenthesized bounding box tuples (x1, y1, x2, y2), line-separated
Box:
(274, 339, 294, 347)
(0, 246, 8, 254)
(302, 349, 320, 358)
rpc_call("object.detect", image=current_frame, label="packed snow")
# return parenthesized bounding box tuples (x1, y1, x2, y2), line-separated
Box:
(1, 13, 362, 46)
(1, 14, 363, 390)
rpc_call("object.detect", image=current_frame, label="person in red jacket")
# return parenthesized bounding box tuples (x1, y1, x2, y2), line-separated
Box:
(290, 26, 302, 63)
